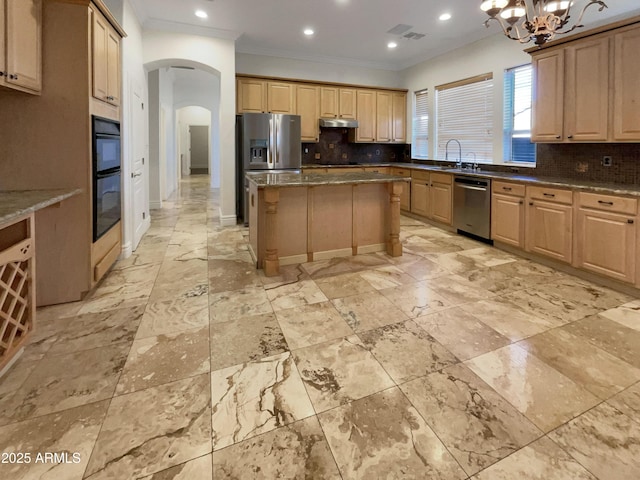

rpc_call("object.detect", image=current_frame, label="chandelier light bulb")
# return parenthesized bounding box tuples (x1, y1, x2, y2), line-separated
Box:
(480, 0, 509, 17)
(500, 5, 526, 24)
(545, 1, 571, 13)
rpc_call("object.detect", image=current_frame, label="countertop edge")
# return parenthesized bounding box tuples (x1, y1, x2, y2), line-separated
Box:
(0, 189, 83, 227)
(246, 172, 410, 188)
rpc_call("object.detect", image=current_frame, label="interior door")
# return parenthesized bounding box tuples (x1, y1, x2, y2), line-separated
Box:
(132, 86, 147, 250)
(189, 126, 209, 174)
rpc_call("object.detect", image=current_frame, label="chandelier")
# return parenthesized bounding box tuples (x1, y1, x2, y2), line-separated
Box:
(480, 0, 608, 46)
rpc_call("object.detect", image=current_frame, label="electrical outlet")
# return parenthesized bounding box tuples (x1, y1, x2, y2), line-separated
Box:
(304, 147, 309, 154)
(375, 149, 381, 156)
(602, 156, 612, 166)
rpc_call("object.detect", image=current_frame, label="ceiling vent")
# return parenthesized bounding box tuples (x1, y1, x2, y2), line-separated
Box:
(403, 32, 426, 40)
(387, 24, 412, 35)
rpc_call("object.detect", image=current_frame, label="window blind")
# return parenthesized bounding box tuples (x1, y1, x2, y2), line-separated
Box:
(412, 89, 429, 159)
(435, 74, 493, 163)
(503, 64, 535, 163)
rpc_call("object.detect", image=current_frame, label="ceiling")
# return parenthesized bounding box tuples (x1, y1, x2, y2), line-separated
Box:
(130, 0, 640, 71)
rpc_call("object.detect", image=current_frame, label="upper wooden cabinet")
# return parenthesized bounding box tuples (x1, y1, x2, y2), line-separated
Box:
(355, 89, 376, 142)
(530, 20, 640, 143)
(339, 88, 356, 119)
(376, 91, 392, 143)
(392, 92, 406, 143)
(319, 87, 357, 119)
(613, 27, 640, 140)
(296, 84, 319, 142)
(1, 0, 42, 94)
(92, 6, 121, 107)
(267, 81, 295, 114)
(237, 78, 266, 113)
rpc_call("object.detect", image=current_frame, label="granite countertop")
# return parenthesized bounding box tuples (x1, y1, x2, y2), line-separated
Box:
(246, 171, 410, 188)
(302, 163, 640, 197)
(0, 189, 82, 227)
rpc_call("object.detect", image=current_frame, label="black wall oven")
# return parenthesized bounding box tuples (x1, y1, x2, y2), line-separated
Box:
(92, 115, 122, 241)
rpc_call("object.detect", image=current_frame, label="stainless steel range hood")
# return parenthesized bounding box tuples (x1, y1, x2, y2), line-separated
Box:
(319, 118, 359, 128)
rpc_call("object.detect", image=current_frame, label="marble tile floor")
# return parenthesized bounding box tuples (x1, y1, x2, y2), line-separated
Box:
(1, 175, 640, 479)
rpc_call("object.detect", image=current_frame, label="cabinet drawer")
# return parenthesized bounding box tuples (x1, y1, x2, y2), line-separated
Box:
(578, 192, 637, 215)
(390, 167, 411, 177)
(411, 169, 430, 181)
(431, 172, 452, 185)
(527, 185, 573, 204)
(493, 181, 525, 197)
(364, 166, 389, 174)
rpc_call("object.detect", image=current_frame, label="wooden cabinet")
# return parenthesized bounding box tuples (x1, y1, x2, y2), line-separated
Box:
(296, 84, 320, 142)
(92, 6, 121, 107)
(392, 92, 406, 143)
(1, 0, 42, 94)
(355, 90, 376, 142)
(564, 37, 609, 141)
(530, 21, 640, 143)
(613, 27, 640, 140)
(339, 88, 357, 119)
(491, 181, 526, 248)
(430, 173, 452, 225)
(525, 186, 573, 263)
(575, 192, 637, 284)
(237, 78, 266, 113)
(319, 87, 357, 119)
(267, 81, 295, 114)
(411, 180, 430, 217)
(376, 91, 392, 142)
(390, 167, 411, 211)
(531, 49, 564, 142)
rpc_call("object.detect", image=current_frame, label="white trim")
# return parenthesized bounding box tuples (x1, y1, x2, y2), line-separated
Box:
(219, 213, 237, 227)
(120, 241, 133, 259)
(144, 18, 241, 41)
(149, 200, 163, 209)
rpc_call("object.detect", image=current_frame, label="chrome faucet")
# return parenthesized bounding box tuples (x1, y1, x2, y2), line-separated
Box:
(466, 152, 479, 171)
(445, 139, 462, 168)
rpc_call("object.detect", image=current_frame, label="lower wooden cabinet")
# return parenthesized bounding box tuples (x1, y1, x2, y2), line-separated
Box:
(526, 199, 573, 264)
(430, 176, 452, 225)
(411, 180, 429, 217)
(492, 193, 525, 248)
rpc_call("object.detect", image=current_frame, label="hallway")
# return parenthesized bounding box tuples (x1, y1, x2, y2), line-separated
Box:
(0, 175, 639, 479)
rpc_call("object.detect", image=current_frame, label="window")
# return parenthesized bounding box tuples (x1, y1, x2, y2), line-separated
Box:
(504, 64, 536, 163)
(412, 89, 429, 159)
(435, 74, 493, 163)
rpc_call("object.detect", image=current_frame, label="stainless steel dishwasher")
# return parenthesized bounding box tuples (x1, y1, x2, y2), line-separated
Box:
(453, 176, 492, 240)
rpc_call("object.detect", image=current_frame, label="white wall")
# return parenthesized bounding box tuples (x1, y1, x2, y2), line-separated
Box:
(236, 52, 401, 88)
(120, 0, 148, 256)
(401, 34, 530, 163)
(148, 70, 161, 208)
(143, 30, 235, 225)
(158, 68, 176, 200)
(177, 106, 212, 176)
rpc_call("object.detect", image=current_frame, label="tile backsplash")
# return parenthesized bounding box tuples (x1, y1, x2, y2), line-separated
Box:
(302, 127, 409, 165)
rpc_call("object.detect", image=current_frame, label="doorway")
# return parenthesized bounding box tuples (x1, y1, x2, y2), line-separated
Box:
(189, 125, 209, 175)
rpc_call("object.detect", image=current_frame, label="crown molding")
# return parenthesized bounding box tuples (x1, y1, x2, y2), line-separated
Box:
(235, 44, 401, 72)
(143, 18, 242, 41)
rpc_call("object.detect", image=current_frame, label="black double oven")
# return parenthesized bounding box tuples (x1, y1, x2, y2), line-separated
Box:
(92, 115, 122, 241)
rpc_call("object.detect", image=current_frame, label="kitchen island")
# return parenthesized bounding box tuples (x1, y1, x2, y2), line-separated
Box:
(246, 172, 409, 276)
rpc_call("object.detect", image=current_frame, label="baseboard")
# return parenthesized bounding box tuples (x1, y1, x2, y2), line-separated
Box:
(120, 241, 133, 259)
(219, 211, 237, 227)
(149, 200, 162, 210)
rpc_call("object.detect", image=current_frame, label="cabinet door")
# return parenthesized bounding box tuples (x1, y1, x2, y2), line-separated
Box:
(526, 200, 573, 263)
(92, 10, 109, 102)
(0, 0, 5, 85)
(267, 82, 295, 114)
(237, 78, 266, 113)
(576, 208, 636, 283)
(320, 87, 338, 118)
(376, 91, 392, 142)
(410, 180, 429, 217)
(5, 0, 41, 92)
(296, 84, 319, 142)
(613, 27, 640, 141)
(392, 92, 406, 143)
(531, 49, 564, 142)
(430, 182, 452, 225)
(106, 27, 121, 106)
(491, 193, 524, 248)
(339, 88, 357, 119)
(399, 182, 410, 211)
(355, 90, 376, 142)
(564, 37, 609, 141)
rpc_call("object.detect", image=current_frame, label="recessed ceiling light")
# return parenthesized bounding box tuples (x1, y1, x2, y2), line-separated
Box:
(304, 28, 314, 36)
(195, 10, 208, 19)
(439, 13, 452, 21)
(387, 42, 398, 49)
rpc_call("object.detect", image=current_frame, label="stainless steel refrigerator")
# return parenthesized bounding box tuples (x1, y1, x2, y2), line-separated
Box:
(236, 113, 302, 224)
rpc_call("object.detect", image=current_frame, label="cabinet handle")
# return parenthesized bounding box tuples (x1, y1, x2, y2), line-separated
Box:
(628, 219, 635, 224)
(0, 71, 5, 77)
(9, 73, 17, 80)
(503, 187, 512, 191)
(598, 200, 614, 206)
(567, 135, 574, 139)
(555, 135, 561, 139)
(519, 200, 524, 205)
(543, 193, 555, 198)
(529, 202, 534, 206)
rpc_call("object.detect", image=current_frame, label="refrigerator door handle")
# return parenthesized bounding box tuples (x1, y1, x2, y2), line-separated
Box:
(274, 116, 279, 167)
(267, 117, 273, 167)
